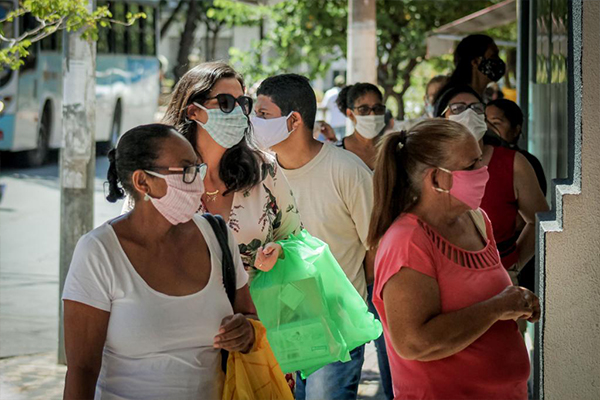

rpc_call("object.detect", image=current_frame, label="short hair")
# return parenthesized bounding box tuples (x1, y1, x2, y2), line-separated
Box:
(487, 99, 524, 128)
(433, 84, 483, 118)
(425, 75, 450, 94)
(257, 74, 317, 130)
(336, 82, 383, 114)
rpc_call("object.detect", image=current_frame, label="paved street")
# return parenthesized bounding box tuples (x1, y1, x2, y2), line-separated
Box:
(0, 154, 386, 399)
(0, 155, 122, 359)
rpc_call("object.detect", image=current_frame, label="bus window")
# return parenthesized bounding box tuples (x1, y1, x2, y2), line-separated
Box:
(97, 0, 110, 54)
(19, 13, 38, 71)
(0, 1, 14, 86)
(127, 3, 142, 55)
(112, 2, 126, 54)
(40, 29, 62, 51)
(142, 5, 156, 56)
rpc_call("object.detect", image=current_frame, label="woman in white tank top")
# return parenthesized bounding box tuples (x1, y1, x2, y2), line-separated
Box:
(62, 124, 256, 400)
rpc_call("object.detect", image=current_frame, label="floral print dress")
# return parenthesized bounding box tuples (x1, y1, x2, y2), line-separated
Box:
(199, 158, 302, 271)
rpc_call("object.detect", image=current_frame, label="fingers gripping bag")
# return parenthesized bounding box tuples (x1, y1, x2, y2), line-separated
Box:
(250, 230, 382, 378)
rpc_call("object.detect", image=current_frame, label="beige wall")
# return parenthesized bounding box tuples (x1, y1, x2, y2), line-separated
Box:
(543, 1, 600, 399)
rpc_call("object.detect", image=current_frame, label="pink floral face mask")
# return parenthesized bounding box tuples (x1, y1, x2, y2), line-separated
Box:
(434, 166, 490, 210)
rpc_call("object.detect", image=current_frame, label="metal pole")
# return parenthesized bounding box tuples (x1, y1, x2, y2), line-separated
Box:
(347, 0, 377, 84)
(58, 0, 96, 365)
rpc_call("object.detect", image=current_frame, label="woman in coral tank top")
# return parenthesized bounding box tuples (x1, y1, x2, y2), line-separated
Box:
(367, 120, 540, 400)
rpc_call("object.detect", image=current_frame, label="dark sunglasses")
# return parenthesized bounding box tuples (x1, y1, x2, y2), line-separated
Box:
(205, 93, 253, 116)
(444, 102, 486, 116)
(352, 104, 387, 116)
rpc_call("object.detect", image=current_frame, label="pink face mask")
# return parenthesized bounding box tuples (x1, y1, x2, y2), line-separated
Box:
(434, 166, 489, 210)
(144, 170, 205, 225)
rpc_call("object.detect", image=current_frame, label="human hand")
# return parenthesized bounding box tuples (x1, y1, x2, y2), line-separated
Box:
(213, 314, 255, 353)
(314, 121, 337, 142)
(254, 242, 281, 271)
(492, 285, 539, 322)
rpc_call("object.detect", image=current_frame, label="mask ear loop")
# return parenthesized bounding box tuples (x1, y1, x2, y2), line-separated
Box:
(432, 167, 453, 193)
(285, 111, 297, 135)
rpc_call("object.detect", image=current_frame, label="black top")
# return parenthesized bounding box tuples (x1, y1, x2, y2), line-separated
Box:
(518, 149, 547, 196)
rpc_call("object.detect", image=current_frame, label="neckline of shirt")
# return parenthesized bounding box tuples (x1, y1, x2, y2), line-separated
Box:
(278, 142, 330, 178)
(104, 217, 218, 299)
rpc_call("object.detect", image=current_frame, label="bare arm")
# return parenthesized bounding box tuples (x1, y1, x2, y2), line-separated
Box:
(513, 153, 549, 269)
(382, 268, 536, 362)
(63, 300, 110, 400)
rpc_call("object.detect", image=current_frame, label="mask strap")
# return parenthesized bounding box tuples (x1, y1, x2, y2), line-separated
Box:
(285, 111, 296, 134)
(144, 170, 167, 179)
(432, 166, 452, 193)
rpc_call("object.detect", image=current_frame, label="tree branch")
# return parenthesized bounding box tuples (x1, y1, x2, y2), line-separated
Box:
(160, 0, 185, 39)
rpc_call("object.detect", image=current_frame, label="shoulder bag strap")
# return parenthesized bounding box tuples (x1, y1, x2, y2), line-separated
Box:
(202, 214, 237, 306)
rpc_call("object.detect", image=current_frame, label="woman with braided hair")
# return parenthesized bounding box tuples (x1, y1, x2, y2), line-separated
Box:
(367, 120, 539, 399)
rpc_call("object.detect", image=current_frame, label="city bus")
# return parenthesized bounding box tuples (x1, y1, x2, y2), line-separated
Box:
(0, 0, 160, 166)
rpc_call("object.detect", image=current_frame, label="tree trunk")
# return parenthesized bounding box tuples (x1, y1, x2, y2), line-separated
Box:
(394, 57, 420, 120)
(208, 22, 224, 61)
(173, 0, 200, 83)
(58, 0, 96, 365)
(160, 0, 185, 39)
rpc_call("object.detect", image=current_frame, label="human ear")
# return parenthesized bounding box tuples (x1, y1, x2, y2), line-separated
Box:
(187, 103, 208, 124)
(131, 170, 154, 199)
(346, 109, 357, 124)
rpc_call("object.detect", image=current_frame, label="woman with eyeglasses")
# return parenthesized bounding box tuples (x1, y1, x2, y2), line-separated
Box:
(435, 85, 548, 284)
(121, 62, 301, 277)
(368, 120, 539, 399)
(62, 124, 256, 399)
(335, 83, 389, 170)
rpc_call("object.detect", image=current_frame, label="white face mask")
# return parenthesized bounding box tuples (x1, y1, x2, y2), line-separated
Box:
(353, 114, 386, 139)
(250, 112, 294, 150)
(448, 108, 488, 141)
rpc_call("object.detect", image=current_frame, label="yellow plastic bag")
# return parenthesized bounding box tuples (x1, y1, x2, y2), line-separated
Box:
(222, 319, 294, 400)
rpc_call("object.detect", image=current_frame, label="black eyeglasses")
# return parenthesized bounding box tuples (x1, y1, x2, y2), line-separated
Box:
(352, 104, 387, 116)
(204, 93, 253, 116)
(145, 163, 208, 184)
(443, 102, 486, 116)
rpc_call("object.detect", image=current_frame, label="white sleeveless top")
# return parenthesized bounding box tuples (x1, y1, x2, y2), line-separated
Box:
(62, 215, 248, 400)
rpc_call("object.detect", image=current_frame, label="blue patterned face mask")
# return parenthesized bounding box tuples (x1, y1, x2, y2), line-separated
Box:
(194, 102, 249, 149)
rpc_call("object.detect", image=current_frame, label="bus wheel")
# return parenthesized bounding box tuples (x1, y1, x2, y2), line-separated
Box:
(98, 101, 122, 155)
(21, 109, 50, 167)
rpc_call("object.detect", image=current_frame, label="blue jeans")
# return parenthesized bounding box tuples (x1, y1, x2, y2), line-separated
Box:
(296, 345, 365, 400)
(368, 285, 394, 400)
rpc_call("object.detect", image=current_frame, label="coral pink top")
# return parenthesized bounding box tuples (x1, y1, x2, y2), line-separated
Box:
(373, 211, 530, 400)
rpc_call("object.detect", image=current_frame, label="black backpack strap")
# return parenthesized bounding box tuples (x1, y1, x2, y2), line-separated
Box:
(202, 214, 237, 306)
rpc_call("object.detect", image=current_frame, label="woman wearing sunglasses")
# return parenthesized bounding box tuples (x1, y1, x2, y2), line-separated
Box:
(334, 82, 389, 170)
(62, 124, 256, 399)
(435, 85, 548, 285)
(160, 62, 301, 278)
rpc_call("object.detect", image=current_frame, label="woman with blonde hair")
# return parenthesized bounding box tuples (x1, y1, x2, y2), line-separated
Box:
(368, 119, 539, 399)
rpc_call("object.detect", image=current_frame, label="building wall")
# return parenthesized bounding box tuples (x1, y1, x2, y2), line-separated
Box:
(542, 0, 600, 398)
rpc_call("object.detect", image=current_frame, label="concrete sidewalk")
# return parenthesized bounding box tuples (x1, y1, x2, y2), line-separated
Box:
(0, 342, 387, 400)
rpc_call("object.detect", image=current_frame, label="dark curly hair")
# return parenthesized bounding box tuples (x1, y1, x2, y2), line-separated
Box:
(336, 83, 383, 115)
(106, 124, 177, 203)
